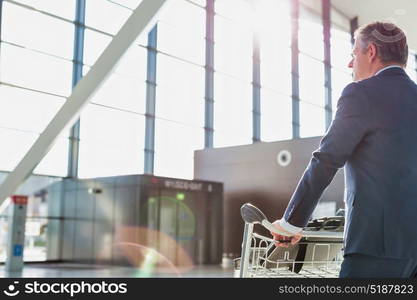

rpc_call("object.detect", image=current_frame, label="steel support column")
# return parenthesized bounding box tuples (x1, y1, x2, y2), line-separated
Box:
(204, 0, 214, 148)
(290, 0, 300, 138)
(252, 34, 261, 143)
(144, 25, 158, 174)
(322, 0, 332, 130)
(67, 0, 86, 178)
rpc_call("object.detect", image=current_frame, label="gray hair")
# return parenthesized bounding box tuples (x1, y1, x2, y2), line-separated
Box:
(355, 22, 408, 66)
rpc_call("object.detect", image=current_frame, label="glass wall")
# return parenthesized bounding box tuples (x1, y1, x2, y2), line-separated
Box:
(1, 0, 416, 266)
(257, 0, 292, 142)
(153, 0, 205, 179)
(298, 6, 326, 138)
(4, 0, 411, 182)
(0, 0, 73, 177)
(214, 0, 253, 147)
(331, 24, 353, 117)
(79, 0, 147, 178)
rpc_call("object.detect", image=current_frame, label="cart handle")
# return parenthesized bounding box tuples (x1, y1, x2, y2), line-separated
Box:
(240, 203, 343, 240)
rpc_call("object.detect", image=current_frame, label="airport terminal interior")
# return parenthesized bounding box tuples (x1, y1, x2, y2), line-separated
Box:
(0, 0, 416, 278)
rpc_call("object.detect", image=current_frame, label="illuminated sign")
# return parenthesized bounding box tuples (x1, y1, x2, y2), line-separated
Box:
(163, 180, 203, 191)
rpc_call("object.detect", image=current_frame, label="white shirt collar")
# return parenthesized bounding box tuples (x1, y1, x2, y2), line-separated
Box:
(374, 65, 403, 76)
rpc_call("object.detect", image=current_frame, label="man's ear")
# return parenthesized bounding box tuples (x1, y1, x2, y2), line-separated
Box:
(367, 43, 378, 62)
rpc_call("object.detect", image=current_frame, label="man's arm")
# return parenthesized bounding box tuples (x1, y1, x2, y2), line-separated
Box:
(274, 82, 372, 237)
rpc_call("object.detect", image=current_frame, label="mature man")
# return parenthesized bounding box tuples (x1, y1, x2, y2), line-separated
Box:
(271, 22, 417, 278)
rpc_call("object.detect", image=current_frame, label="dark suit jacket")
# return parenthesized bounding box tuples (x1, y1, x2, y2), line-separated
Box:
(283, 67, 417, 259)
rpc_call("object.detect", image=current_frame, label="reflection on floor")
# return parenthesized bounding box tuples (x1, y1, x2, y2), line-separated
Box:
(0, 263, 234, 278)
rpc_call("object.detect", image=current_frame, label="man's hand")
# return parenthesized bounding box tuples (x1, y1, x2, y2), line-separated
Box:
(270, 220, 303, 248)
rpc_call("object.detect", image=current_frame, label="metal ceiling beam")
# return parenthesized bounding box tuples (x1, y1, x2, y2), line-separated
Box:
(0, 0, 168, 204)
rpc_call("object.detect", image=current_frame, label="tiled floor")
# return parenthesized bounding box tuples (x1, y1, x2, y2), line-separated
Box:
(0, 263, 235, 278)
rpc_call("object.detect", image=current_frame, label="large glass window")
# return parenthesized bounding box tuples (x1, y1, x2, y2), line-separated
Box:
(331, 27, 352, 71)
(215, 0, 252, 24)
(260, 44, 292, 96)
(299, 53, 325, 106)
(156, 55, 204, 127)
(13, 0, 76, 20)
(214, 15, 252, 82)
(214, 73, 252, 147)
(80, 0, 149, 178)
(110, 0, 142, 10)
(0, 2, 73, 176)
(261, 90, 292, 142)
(298, 7, 326, 138)
(213, 1, 253, 147)
(34, 135, 69, 176)
(152, 1, 206, 179)
(0, 85, 69, 176)
(0, 85, 64, 133)
(0, 43, 73, 97)
(258, 0, 291, 96)
(157, 0, 205, 65)
(255, 0, 292, 142)
(113, 44, 148, 80)
(0, 0, 366, 181)
(331, 26, 353, 115)
(299, 18, 324, 61)
(85, 0, 132, 35)
(78, 104, 145, 178)
(188, 0, 205, 7)
(154, 119, 203, 179)
(332, 68, 352, 113)
(83, 29, 112, 66)
(2, 1, 74, 59)
(300, 101, 325, 138)
(89, 71, 147, 115)
(0, 128, 37, 172)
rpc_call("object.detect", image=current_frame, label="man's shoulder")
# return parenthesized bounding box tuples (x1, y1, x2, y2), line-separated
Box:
(341, 74, 399, 98)
(340, 81, 368, 99)
(345, 72, 417, 100)
(357, 74, 390, 88)
(343, 76, 381, 90)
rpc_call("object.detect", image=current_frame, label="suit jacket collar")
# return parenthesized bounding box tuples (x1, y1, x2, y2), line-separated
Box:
(375, 66, 407, 77)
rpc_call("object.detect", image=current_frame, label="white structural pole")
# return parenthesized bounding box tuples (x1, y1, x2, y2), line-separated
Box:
(0, 0, 168, 205)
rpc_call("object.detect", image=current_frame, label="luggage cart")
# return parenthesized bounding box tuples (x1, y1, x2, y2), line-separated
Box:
(235, 203, 344, 278)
